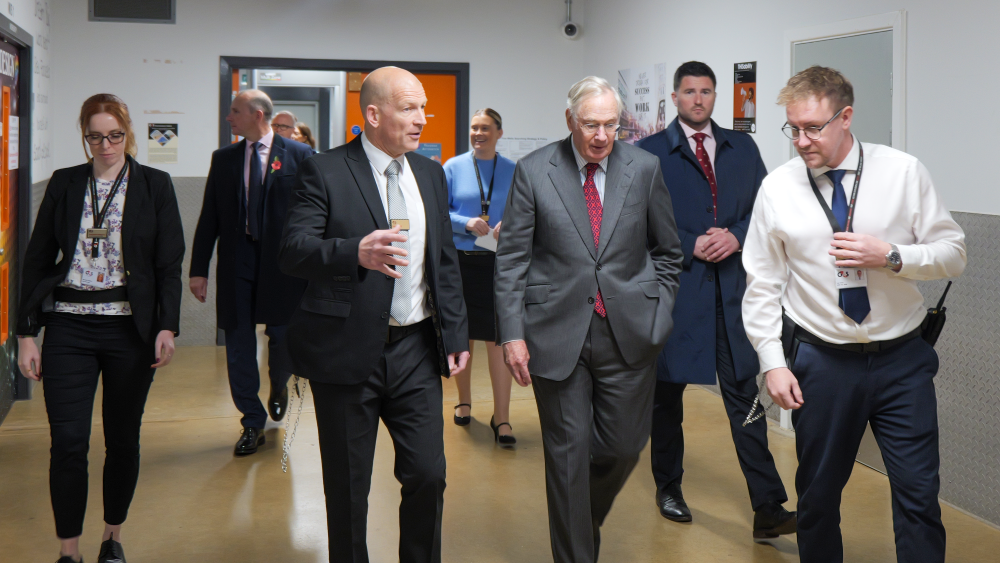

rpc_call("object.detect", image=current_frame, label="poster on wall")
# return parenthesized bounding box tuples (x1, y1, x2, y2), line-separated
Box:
(148, 124, 179, 164)
(734, 62, 757, 133)
(416, 142, 442, 163)
(496, 137, 557, 162)
(617, 63, 668, 144)
(7, 115, 17, 170)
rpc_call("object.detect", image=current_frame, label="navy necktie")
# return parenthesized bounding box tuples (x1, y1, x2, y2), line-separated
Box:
(827, 169, 871, 324)
(247, 142, 263, 240)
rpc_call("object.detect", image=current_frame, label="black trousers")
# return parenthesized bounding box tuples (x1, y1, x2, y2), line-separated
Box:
(650, 277, 787, 510)
(310, 320, 445, 563)
(225, 234, 292, 429)
(792, 336, 945, 563)
(41, 313, 156, 539)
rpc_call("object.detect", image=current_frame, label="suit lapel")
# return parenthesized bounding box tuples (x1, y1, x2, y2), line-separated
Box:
(264, 135, 285, 197)
(120, 156, 147, 252)
(548, 137, 596, 260)
(65, 166, 90, 255)
(596, 146, 634, 259)
(233, 139, 247, 209)
(346, 136, 390, 230)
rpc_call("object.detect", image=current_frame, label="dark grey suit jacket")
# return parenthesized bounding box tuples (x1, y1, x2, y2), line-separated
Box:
(495, 136, 683, 380)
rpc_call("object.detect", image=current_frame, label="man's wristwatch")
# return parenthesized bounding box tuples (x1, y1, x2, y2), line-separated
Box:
(884, 243, 902, 271)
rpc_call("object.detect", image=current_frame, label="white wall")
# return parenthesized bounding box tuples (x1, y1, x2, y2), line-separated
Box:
(50, 0, 589, 177)
(581, 0, 999, 215)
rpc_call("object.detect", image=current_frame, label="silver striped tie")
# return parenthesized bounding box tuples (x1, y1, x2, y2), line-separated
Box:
(386, 160, 412, 324)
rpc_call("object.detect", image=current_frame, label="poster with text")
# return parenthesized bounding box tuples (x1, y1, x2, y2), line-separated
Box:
(148, 123, 178, 164)
(496, 137, 557, 161)
(733, 62, 757, 133)
(617, 63, 668, 144)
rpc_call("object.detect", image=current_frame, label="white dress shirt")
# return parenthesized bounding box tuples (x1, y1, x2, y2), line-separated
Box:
(571, 142, 608, 204)
(742, 137, 966, 373)
(361, 132, 430, 326)
(243, 130, 273, 233)
(679, 120, 716, 170)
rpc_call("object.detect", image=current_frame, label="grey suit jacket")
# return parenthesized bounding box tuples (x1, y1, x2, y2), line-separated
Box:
(495, 136, 683, 381)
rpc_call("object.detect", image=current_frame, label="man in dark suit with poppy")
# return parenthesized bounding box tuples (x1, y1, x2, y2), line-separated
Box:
(636, 62, 796, 541)
(190, 89, 314, 455)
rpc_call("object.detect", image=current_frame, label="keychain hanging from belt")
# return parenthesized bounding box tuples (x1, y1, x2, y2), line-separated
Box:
(472, 152, 498, 222)
(87, 160, 129, 258)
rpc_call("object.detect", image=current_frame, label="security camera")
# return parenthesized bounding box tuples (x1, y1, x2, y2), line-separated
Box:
(562, 20, 582, 40)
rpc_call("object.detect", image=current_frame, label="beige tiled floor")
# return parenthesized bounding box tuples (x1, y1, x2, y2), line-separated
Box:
(1, 340, 998, 562)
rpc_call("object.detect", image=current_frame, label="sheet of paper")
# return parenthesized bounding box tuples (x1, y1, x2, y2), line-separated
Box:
(474, 228, 498, 252)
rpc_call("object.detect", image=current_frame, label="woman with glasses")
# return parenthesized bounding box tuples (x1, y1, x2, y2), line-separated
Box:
(18, 93, 184, 563)
(444, 108, 517, 444)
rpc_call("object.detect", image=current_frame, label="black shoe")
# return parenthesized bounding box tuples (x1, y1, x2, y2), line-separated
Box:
(57, 557, 82, 563)
(234, 427, 265, 456)
(269, 384, 289, 422)
(656, 482, 692, 522)
(753, 502, 797, 541)
(97, 535, 126, 563)
(490, 416, 517, 445)
(453, 403, 471, 426)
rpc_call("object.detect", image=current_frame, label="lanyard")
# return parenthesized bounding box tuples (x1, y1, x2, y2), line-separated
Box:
(806, 144, 864, 233)
(472, 152, 497, 220)
(87, 160, 129, 258)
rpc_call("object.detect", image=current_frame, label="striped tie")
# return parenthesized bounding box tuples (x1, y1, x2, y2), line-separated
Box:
(386, 159, 412, 324)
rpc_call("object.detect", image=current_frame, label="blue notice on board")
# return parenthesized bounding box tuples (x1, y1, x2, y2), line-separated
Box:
(415, 143, 442, 163)
(351, 125, 362, 135)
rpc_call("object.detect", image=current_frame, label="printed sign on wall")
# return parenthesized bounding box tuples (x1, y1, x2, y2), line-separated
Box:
(734, 62, 757, 133)
(617, 63, 668, 144)
(148, 123, 178, 164)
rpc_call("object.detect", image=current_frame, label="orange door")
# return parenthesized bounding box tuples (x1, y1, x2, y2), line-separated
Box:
(345, 73, 457, 163)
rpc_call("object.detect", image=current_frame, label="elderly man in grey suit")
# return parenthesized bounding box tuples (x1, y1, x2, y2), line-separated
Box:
(496, 76, 683, 562)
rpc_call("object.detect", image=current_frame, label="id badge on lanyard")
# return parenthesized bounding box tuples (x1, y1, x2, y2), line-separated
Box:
(806, 145, 866, 291)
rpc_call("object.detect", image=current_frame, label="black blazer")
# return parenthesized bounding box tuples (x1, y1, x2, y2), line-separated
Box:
(17, 156, 185, 341)
(190, 134, 313, 329)
(278, 136, 469, 385)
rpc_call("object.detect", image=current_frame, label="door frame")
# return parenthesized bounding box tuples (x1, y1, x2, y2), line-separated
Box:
(218, 56, 470, 153)
(784, 11, 907, 153)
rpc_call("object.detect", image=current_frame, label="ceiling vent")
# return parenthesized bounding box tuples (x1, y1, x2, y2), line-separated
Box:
(89, 0, 175, 24)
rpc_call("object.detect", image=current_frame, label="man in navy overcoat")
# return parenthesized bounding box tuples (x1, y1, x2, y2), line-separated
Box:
(636, 62, 795, 541)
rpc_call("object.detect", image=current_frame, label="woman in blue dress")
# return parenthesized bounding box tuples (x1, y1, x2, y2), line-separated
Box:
(444, 108, 517, 444)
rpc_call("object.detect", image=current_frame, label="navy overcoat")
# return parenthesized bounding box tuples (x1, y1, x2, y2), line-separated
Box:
(636, 118, 764, 384)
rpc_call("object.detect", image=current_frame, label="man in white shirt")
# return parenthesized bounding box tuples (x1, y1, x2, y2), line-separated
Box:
(742, 66, 966, 563)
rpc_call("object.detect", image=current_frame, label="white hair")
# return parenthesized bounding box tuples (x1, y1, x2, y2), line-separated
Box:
(273, 110, 297, 122)
(566, 76, 625, 119)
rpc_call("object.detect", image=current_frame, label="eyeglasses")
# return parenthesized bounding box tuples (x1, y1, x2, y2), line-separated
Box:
(781, 107, 845, 141)
(580, 122, 621, 135)
(272, 123, 293, 131)
(85, 132, 126, 146)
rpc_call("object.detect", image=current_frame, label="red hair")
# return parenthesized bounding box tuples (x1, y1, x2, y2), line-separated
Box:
(78, 93, 138, 161)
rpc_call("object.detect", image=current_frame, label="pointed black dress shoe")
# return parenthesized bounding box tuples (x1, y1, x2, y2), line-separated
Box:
(453, 403, 471, 426)
(753, 501, 797, 541)
(269, 384, 289, 422)
(97, 534, 126, 563)
(656, 482, 692, 522)
(234, 427, 265, 456)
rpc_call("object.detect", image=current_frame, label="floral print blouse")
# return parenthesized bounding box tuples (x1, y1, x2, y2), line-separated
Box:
(54, 174, 131, 315)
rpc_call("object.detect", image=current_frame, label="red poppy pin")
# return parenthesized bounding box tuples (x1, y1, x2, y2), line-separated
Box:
(270, 156, 282, 173)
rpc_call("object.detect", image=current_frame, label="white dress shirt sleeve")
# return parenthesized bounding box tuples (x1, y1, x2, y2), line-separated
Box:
(742, 184, 791, 373)
(894, 160, 967, 280)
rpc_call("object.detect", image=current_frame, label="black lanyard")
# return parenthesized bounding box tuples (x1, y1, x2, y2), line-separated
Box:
(806, 144, 864, 233)
(472, 152, 497, 220)
(87, 160, 129, 258)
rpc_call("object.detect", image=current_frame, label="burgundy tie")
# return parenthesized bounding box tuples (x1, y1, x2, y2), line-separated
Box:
(692, 132, 718, 224)
(583, 163, 606, 318)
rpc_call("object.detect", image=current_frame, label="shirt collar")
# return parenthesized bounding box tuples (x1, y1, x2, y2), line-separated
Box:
(679, 119, 713, 141)
(361, 131, 406, 176)
(252, 129, 274, 150)
(571, 141, 609, 174)
(811, 134, 860, 177)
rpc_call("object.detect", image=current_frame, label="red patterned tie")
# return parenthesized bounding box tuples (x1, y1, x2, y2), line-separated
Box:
(692, 132, 718, 224)
(583, 163, 606, 318)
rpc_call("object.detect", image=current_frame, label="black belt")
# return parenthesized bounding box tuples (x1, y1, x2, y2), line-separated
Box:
(793, 323, 921, 354)
(53, 286, 129, 304)
(459, 250, 493, 256)
(386, 318, 430, 344)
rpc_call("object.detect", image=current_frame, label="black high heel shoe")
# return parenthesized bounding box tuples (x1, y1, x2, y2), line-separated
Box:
(490, 416, 517, 445)
(453, 403, 471, 426)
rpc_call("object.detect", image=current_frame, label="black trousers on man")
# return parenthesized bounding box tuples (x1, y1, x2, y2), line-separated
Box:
(225, 234, 292, 429)
(41, 313, 156, 539)
(310, 319, 446, 563)
(792, 336, 945, 563)
(650, 278, 787, 510)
